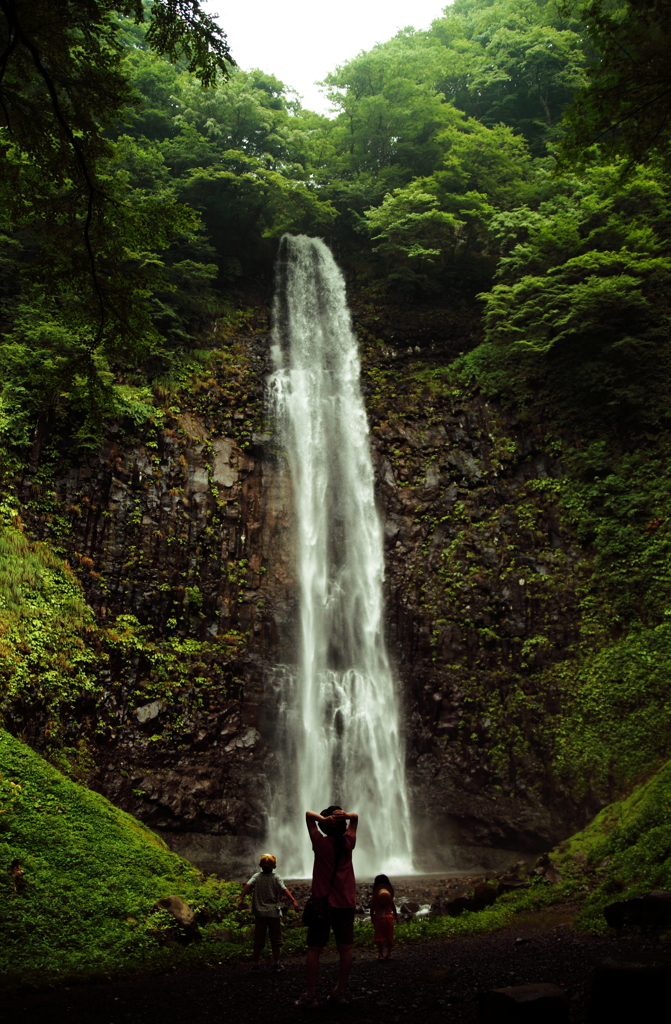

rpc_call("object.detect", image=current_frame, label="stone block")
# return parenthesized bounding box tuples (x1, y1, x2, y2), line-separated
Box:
(588, 955, 671, 1022)
(478, 983, 568, 1023)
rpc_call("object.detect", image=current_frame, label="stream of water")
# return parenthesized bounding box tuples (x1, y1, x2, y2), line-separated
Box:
(267, 234, 414, 877)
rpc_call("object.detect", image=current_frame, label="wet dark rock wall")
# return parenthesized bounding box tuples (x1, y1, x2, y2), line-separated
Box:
(367, 391, 584, 861)
(17, 315, 587, 875)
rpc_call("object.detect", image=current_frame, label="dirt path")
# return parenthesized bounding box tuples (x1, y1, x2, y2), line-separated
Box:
(3, 913, 666, 1024)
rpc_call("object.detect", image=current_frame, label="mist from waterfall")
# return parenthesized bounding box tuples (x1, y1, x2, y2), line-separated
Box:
(267, 234, 414, 877)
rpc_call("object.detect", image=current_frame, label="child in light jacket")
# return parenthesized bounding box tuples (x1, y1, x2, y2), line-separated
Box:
(238, 854, 300, 970)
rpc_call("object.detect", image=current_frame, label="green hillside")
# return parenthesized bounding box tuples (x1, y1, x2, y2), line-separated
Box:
(0, 730, 241, 990)
(555, 758, 671, 929)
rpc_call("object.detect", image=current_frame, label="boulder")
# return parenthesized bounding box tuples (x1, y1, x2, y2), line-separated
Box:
(472, 882, 497, 910)
(445, 895, 475, 917)
(135, 700, 165, 724)
(604, 890, 671, 931)
(399, 901, 421, 917)
(443, 883, 497, 917)
(604, 896, 645, 930)
(499, 881, 531, 895)
(532, 852, 562, 883)
(153, 895, 200, 936)
(478, 983, 568, 1023)
(589, 955, 671, 1022)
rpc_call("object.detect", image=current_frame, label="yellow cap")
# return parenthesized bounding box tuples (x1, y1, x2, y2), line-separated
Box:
(259, 854, 277, 868)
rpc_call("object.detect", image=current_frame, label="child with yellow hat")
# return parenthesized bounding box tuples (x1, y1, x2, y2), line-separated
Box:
(238, 854, 300, 971)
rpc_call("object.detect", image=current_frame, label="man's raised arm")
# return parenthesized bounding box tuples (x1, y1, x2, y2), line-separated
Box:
(305, 809, 326, 838)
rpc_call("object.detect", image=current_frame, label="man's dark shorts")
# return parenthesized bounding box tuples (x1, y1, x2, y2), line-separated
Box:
(306, 906, 355, 948)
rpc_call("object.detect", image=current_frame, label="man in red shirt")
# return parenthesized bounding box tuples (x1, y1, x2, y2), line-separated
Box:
(295, 805, 358, 1008)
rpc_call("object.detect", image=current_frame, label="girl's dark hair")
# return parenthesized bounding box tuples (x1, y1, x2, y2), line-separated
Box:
(373, 874, 394, 898)
(320, 805, 346, 878)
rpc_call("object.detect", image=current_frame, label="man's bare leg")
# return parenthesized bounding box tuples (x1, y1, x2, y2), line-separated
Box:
(331, 943, 353, 998)
(305, 945, 322, 998)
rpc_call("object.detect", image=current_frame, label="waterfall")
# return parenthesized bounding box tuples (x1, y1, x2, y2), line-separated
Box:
(267, 234, 414, 877)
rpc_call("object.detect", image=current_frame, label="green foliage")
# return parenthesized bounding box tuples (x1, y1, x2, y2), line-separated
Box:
(0, 1, 234, 328)
(364, 182, 462, 292)
(363, 114, 531, 292)
(429, 0, 589, 155)
(321, 40, 454, 184)
(482, 248, 670, 354)
(308, 0, 591, 288)
(0, 498, 101, 724)
(553, 759, 671, 930)
(0, 729, 242, 989)
(560, 0, 671, 170)
(322, 0, 588, 172)
(551, 624, 671, 797)
(461, 157, 671, 434)
(560, 443, 671, 626)
(176, 152, 336, 272)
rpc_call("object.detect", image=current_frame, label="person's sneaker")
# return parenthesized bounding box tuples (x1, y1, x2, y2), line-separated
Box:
(251, 963, 261, 972)
(273, 962, 284, 971)
(294, 994, 318, 1008)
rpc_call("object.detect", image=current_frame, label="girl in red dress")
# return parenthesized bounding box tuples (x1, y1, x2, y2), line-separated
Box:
(370, 873, 398, 959)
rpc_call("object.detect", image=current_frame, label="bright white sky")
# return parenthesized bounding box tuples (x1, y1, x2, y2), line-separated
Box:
(204, 1, 451, 114)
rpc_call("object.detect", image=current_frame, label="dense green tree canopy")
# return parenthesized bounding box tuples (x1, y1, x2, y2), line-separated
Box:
(0, 0, 669, 456)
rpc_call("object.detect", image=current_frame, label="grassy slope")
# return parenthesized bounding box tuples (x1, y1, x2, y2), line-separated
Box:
(0, 730, 244, 990)
(553, 757, 671, 928)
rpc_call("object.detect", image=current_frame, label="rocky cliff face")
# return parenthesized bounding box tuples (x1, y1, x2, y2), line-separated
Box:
(16, 309, 588, 875)
(366, 378, 583, 864)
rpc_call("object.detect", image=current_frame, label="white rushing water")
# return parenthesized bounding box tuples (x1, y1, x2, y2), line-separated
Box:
(267, 234, 414, 877)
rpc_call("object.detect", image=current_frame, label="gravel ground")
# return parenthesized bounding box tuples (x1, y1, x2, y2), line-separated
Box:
(3, 906, 668, 1024)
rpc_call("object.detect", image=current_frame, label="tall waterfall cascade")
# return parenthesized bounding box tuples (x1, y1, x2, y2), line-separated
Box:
(267, 234, 414, 877)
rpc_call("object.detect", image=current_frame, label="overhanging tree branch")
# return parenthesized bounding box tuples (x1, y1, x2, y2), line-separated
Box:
(0, 0, 235, 343)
